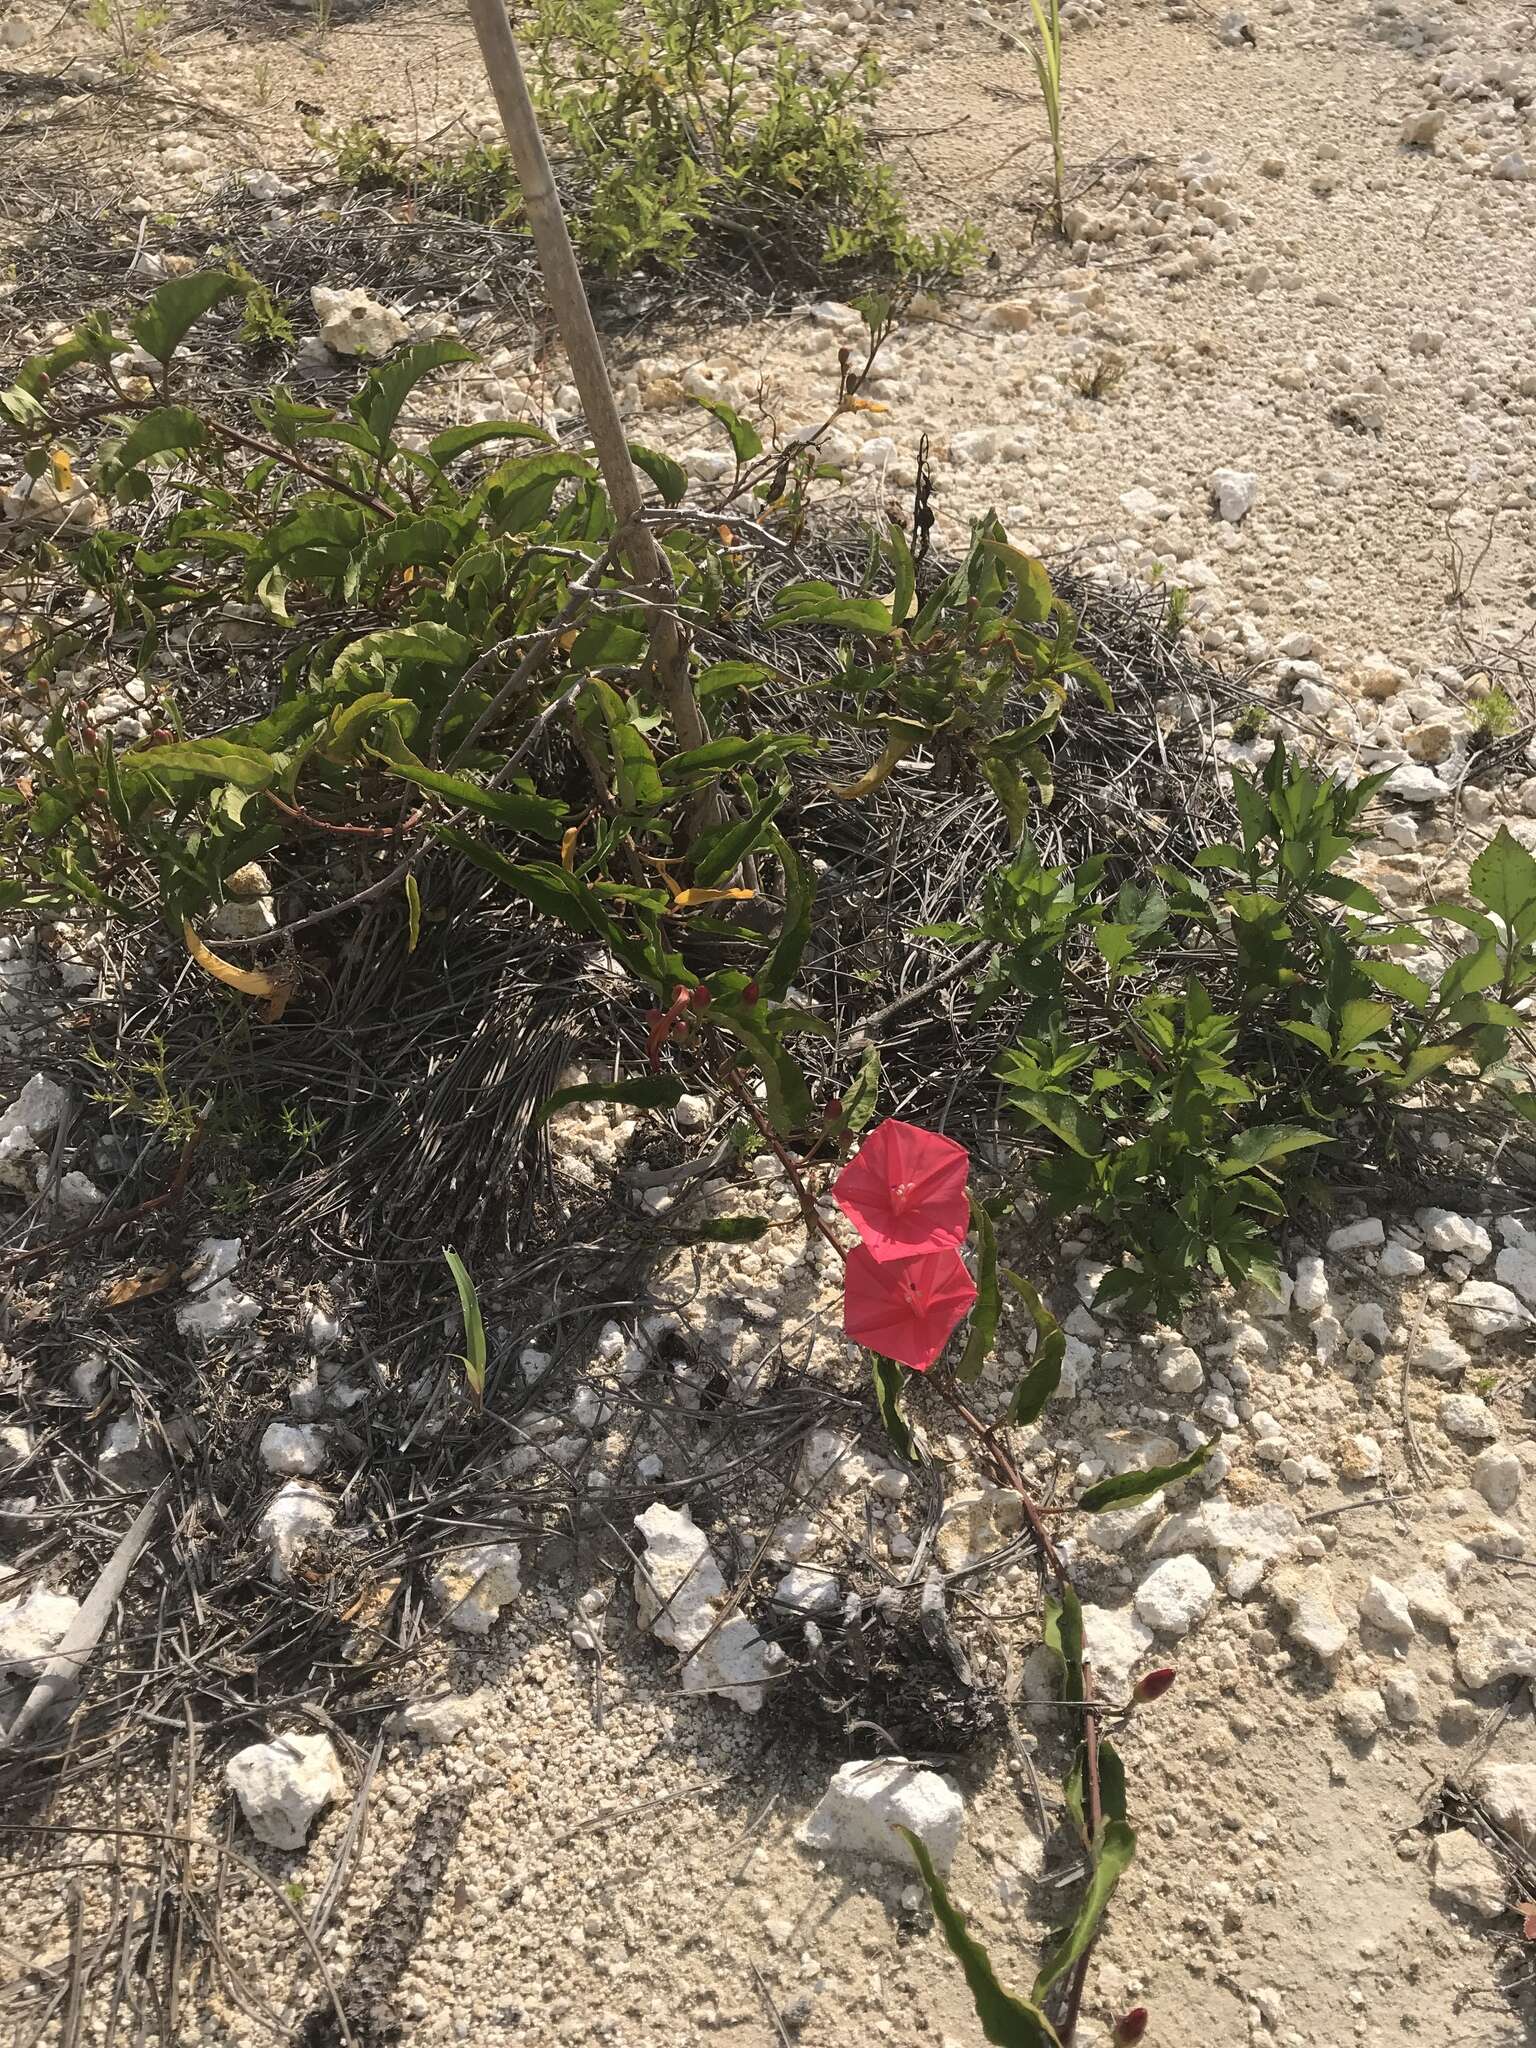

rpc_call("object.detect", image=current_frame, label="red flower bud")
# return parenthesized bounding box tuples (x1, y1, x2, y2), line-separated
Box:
(1133, 1666, 1177, 1704)
(825, 1097, 845, 1120)
(742, 980, 759, 1004)
(689, 984, 711, 1009)
(1113, 2008, 1149, 2045)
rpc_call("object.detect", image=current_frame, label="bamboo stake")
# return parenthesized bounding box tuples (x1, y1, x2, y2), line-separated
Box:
(464, 0, 708, 756)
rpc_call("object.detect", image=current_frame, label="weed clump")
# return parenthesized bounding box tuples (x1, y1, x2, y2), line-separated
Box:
(322, 0, 979, 289)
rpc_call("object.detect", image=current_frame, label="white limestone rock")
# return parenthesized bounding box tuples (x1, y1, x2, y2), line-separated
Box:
(176, 1278, 260, 1344)
(798, 1759, 964, 1874)
(0, 1586, 80, 1678)
(1080, 1603, 1154, 1695)
(1439, 1394, 1498, 1443)
(390, 1691, 490, 1744)
(1359, 1576, 1415, 1641)
(1416, 1209, 1491, 1264)
(1471, 1763, 1536, 1845)
(431, 1542, 522, 1636)
(257, 1482, 335, 1584)
(226, 1733, 344, 1850)
(1209, 467, 1259, 522)
(1449, 1281, 1530, 1338)
(633, 1503, 772, 1711)
(1269, 1565, 1348, 1666)
(1455, 1625, 1536, 1692)
(260, 1422, 327, 1477)
(311, 286, 408, 358)
(1134, 1556, 1215, 1638)
(1429, 1830, 1505, 1919)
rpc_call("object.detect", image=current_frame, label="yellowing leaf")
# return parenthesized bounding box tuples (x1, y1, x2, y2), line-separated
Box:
(559, 628, 580, 652)
(182, 919, 293, 1021)
(831, 731, 916, 800)
(561, 825, 580, 872)
(405, 871, 422, 953)
(847, 396, 888, 414)
(668, 886, 755, 910)
(51, 448, 74, 492)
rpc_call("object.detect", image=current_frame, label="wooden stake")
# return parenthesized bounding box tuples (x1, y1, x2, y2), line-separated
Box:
(464, 0, 708, 755)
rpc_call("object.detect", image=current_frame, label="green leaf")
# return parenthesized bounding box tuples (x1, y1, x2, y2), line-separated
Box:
(331, 621, 474, 687)
(1078, 1440, 1213, 1513)
(692, 780, 788, 889)
(1215, 1124, 1331, 1178)
(1194, 842, 1246, 871)
(898, 1831, 1061, 2047)
(405, 871, 422, 953)
(329, 691, 415, 756)
(350, 339, 474, 451)
(763, 825, 813, 1001)
(691, 396, 763, 465)
(99, 406, 207, 489)
(1336, 997, 1391, 1054)
(871, 1354, 920, 1464)
(1031, 1820, 1137, 2003)
(1469, 824, 1536, 929)
(377, 746, 567, 837)
(535, 1076, 686, 1124)
(1007, 1089, 1103, 1158)
(956, 1196, 998, 1385)
(668, 735, 815, 781)
(1392, 1042, 1460, 1087)
(715, 1007, 812, 1134)
(696, 660, 771, 698)
(628, 442, 688, 506)
(443, 1246, 487, 1405)
(684, 1216, 772, 1243)
(1440, 941, 1503, 1003)
(426, 419, 554, 464)
(118, 738, 276, 794)
(1004, 1272, 1065, 1425)
(1312, 873, 1382, 913)
(842, 1042, 881, 1134)
(1364, 960, 1431, 1008)
(764, 580, 894, 635)
(131, 271, 246, 364)
(1278, 1019, 1333, 1055)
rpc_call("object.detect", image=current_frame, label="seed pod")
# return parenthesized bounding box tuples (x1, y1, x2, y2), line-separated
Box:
(1112, 2007, 1150, 2045)
(1133, 1666, 1177, 1704)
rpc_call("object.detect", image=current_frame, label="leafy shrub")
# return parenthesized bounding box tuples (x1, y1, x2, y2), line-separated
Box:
(323, 0, 979, 284)
(988, 744, 1536, 1314)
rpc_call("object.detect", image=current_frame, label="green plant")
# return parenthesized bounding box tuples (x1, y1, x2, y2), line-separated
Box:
(983, 743, 1536, 1315)
(1025, 0, 1066, 234)
(443, 1247, 488, 1404)
(320, 0, 979, 286)
(84, 0, 170, 72)
(1471, 683, 1518, 745)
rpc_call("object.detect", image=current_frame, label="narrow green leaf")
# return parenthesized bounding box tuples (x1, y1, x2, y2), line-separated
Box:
(1004, 1272, 1065, 1425)
(1079, 1439, 1213, 1513)
(1363, 960, 1431, 1008)
(405, 871, 422, 953)
(898, 1831, 1062, 2047)
(762, 824, 813, 1001)
(118, 738, 276, 794)
(377, 746, 567, 837)
(1335, 997, 1392, 1054)
(871, 1354, 919, 1464)
(956, 1197, 999, 1384)
(350, 339, 474, 452)
(764, 580, 893, 635)
(1215, 1124, 1331, 1177)
(1007, 1089, 1104, 1159)
(426, 418, 554, 464)
(443, 1246, 487, 1405)
(842, 1042, 881, 1134)
(535, 1076, 686, 1124)
(1032, 1820, 1137, 2002)
(684, 1216, 772, 1244)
